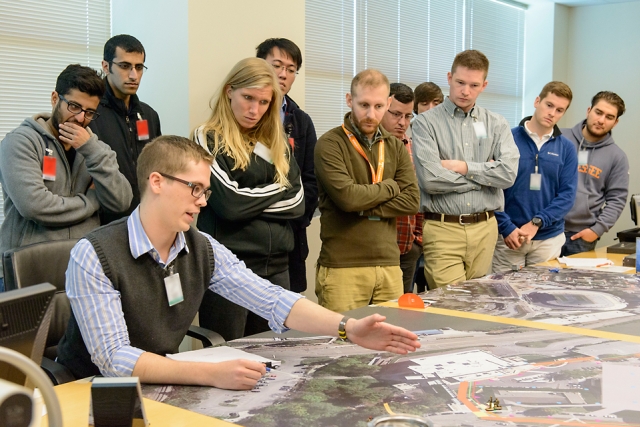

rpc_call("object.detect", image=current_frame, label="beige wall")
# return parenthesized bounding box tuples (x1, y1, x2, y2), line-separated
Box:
(561, 1, 640, 246)
(187, 0, 306, 131)
(185, 1, 318, 301)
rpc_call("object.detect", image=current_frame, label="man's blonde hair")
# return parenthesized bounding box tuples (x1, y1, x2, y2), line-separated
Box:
(137, 135, 214, 199)
(350, 69, 390, 97)
(196, 57, 290, 187)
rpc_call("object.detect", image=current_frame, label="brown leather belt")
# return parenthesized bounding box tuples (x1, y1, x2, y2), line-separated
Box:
(424, 211, 495, 225)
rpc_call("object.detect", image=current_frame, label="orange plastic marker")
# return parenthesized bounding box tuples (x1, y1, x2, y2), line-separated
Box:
(398, 293, 426, 309)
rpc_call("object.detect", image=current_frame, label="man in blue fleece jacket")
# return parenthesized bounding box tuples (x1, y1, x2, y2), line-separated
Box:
(493, 82, 577, 272)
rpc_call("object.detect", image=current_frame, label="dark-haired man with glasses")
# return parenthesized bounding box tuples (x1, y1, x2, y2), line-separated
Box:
(89, 34, 162, 225)
(0, 64, 132, 291)
(380, 83, 423, 294)
(256, 38, 318, 293)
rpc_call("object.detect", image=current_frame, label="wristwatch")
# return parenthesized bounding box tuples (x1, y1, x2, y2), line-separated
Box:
(338, 316, 351, 341)
(531, 217, 543, 228)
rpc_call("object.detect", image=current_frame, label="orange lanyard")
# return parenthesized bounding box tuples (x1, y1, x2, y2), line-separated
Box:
(341, 124, 385, 184)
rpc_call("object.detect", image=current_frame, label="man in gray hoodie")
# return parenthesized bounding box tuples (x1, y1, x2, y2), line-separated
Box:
(0, 64, 132, 291)
(560, 91, 628, 256)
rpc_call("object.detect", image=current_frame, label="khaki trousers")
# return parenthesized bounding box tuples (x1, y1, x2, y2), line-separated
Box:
(492, 232, 565, 273)
(423, 216, 498, 288)
(315, 265, 403, 313)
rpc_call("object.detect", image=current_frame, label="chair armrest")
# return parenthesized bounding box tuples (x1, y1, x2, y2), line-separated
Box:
(41, 357, 76, 385)
(186, 325, 226, 348)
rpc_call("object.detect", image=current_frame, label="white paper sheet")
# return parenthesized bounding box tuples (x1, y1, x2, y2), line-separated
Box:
(569, 265, 635, 273)
(557, 257, 613, 268)
(167, 346, 280, 366)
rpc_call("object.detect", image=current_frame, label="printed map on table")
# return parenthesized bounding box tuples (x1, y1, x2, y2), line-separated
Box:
(142, 327, 640, 427)
(417, 266, 640, 331)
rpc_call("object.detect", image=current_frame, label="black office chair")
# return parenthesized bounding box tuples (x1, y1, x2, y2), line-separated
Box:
(2, 239, 225, 385)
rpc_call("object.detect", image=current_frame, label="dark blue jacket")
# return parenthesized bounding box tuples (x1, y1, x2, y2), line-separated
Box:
(496, 118, 578, 240)
(284, 95, 318, 292)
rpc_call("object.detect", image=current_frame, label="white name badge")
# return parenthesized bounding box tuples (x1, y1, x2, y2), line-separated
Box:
(164, 273, 184, 307)
(530, 173, 542, 191)
(578, 150, 589, 166)
(473, 122, 487, 139)
(253, 142, 273, 164)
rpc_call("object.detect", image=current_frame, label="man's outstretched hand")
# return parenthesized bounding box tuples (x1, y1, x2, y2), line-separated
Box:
(346, 314, 421, 354)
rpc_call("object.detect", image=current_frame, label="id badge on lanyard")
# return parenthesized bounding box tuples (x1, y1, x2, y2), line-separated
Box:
(136, 113, 149, 141)
(473, 121, 487, 139)
(578, 150, 589, 166)
(164, 264, 184, 307)
(43, 146, 56, 181)
(530, 154, 541, 191)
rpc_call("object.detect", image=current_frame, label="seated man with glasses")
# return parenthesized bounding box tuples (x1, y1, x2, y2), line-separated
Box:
(0, 64, 132, 292)
(89, 34, 162, 225)
(57, 135, 421, 389)
(380, 83, 423, 294)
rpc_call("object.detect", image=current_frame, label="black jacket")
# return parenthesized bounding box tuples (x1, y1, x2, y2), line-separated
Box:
(283, 95, 318, 292)
(194, 127, 305, 277)
(88, 78, 161, 224)
(284, 95, 318, 229)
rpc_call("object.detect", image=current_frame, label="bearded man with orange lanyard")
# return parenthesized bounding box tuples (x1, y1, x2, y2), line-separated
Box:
(314, 69, 420, 313)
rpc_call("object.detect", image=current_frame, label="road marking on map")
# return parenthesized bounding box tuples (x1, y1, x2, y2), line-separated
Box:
(378, 302, 640, 343)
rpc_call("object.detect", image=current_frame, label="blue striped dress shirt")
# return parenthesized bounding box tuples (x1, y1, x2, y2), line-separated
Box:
(66, 207, 303, 377)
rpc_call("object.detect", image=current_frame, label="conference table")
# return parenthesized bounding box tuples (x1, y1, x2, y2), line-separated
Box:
(42, 378, 233, 427)
(42, 248, 634, 427)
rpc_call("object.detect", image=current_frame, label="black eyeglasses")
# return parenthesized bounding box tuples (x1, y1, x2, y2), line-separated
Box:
(270, 62, 298, 76)
(387, 110, 413, 122)
(58, 95, 100, 121)
(110, 61, 148, 73)
(159, 173, 212, 200)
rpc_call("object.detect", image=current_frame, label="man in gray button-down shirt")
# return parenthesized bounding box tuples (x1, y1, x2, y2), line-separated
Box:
(412, 50, 519, 288)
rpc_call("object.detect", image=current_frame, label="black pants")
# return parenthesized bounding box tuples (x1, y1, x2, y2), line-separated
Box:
(400, 243, 422, 294)
(414, 254, 428, 293)
(198, 269, 290, 341)
(288, 226, 310, 293)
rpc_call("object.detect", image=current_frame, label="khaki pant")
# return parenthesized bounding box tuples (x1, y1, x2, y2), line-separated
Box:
(423, 216, 498, 288)
(492, 232, 565, 273)
(315, 265, 403, 313)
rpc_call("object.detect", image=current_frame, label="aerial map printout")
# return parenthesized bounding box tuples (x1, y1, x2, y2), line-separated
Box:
(142, 267, 640, 427)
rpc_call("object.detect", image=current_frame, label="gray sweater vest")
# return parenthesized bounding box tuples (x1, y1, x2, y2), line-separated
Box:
(57, 218, 214, 379)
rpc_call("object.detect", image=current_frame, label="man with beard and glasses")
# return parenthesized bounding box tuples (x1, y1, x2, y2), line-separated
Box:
(560, 91, 629, 256)
(0, 64, 132, 292)
(380, 83, 423, 294)
(314, 69, 419, 312)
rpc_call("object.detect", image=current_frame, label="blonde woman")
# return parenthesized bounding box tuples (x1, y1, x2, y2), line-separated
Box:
(194, 57, 304, 340)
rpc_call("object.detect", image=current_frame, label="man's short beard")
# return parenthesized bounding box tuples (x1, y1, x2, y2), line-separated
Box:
(51, 102, 63, 131)
(51, 102, 84, 131)
(586, 122, 608, 138)
(353, 114, 379, 134)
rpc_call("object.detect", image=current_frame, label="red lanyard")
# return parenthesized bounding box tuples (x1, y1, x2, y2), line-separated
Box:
(341, 124, 385, 184)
